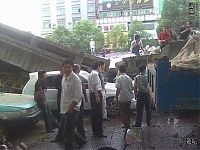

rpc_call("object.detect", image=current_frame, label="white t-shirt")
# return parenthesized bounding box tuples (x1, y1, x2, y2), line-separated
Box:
(90, 41, 95, 49)
(60, 72, 82, 114)
(115, 73, 134, 102)
(88, 70, 102, 92)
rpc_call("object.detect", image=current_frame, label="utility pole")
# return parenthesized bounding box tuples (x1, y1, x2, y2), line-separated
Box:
(129, 0, 133, 23)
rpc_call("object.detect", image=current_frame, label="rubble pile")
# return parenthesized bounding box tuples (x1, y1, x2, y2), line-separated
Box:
(171, 33, 200, 70)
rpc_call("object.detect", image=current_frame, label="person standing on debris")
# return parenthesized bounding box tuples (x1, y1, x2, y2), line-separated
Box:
(88, 61, 107, 138)
(131, 34, 146, 56)
(179, 21, 193, 40)
(90, 38, 96, 55)
(34, 71, 57, 133)
(115, 64, 133, 129)
(134, 66, 151, 127)
(73, 64, 88, 139)
(99, 61, 110, 121)
(158, 26, 171, 51)
(60, 59, 86, 149)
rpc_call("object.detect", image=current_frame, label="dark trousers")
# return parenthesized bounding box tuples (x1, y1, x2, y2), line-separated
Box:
(55, 114, 65, 141)
(90, 91, 103, 136)
(38, 104, 53, 132)
(135, 92, 151, 127)
(132, 47, 140, 56)
(76, 100, 85, 138)
(64, 111, 85, 150)
(119, 101, 131, 129)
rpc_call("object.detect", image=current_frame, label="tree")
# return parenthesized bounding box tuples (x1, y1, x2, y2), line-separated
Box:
(157, 0, 200, 33)
(46, 21, 105, 54)
(46, 26, 72, 47)
(70, 20, 105, 53)
(129, 21, 158, 46)
(107, 24, 129, 51)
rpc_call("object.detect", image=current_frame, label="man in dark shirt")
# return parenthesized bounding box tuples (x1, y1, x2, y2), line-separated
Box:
(54, 68, 64, 122)
(34, 71, 57, 133)
(179, 21, 193, 40)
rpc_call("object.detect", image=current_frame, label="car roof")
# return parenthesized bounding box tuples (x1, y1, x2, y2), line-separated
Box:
(29, 71, 60, 78)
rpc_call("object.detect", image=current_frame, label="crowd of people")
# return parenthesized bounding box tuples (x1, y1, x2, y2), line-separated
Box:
(130, 21, 195, 56)
(33, 58, 151, 150)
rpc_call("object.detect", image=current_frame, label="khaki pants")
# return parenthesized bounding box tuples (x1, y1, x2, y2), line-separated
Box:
(119, 101, 131, 129)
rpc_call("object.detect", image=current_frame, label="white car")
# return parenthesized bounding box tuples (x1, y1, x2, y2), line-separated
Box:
(22, 71, 136, 116)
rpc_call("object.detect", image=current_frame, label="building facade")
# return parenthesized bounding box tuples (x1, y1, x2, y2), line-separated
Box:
(41, 0, 164, 37)
(96, 0, 163, 38)
(41, 0, 96, 36)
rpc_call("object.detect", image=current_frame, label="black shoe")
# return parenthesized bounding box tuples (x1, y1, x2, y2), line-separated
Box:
(51, 138, 64, 143)
(46, 130, 55, 133)
(94, 134, 107, 138)
(103, 118, 111, 121)
(77, 140, 87, 149)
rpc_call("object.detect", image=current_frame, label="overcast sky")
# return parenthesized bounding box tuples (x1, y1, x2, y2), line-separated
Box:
(0, 0, 41, 35)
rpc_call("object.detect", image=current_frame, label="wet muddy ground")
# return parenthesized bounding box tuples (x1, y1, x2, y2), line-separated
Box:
(9, 111, 200, 150)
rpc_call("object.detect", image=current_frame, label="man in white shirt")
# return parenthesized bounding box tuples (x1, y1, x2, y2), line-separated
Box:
(90, 38, 96, 55)
(115, 64, 134, 129)
(60, 59, 86, 149)
(88, 61, 107, 138)
(131, 34, 146, 56)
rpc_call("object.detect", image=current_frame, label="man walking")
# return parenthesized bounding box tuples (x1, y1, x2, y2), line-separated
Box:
(115, 65, 133, 129)
(88, 61, 106, 138)
(134, 66, 151, 127)
(34, 71, 57, 133)
(60, 59, 86, 149)
(73, 64, 88, 139)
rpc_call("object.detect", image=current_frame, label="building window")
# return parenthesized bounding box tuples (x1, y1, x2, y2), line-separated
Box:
(57, 7, 65, 15)
(42, 0, 50, 4)
(112, 11, 122, 17)
(132, 10, 138, 16)
(42, 8, 50, 17)
(144, 23, 154, 30)
(72, 7, 81, 13)
(57, 19, 66, 26)
(145, 9, 151, 15)
(43, 21, 51, 29)
(57, 0, 64, 3)
(101, 12, 109, 18)
(87, 4, 95, 13)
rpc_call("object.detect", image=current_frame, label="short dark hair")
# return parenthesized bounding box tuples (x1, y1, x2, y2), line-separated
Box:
(62, 58, 74, 67)
(135, 34, 140, 40)
(118, 64, 126, 73)
(92, 61, 100, 70)
(99, 61, 105, 66)
(139, 65, 146, 73)
(73, 64, 80, 73)
(38, 70, 46, 78)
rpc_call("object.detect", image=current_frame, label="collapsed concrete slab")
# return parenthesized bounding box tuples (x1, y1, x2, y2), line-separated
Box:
(0, 23, 108, 72)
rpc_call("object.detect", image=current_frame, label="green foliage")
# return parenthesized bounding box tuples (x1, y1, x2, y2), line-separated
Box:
(157, 0, 200, 34)
(70, 20, 105, 53)
(129, 21, 145, 38)
(129, 21, 157, 46)
(46, 26, 72, 47)
(107, 24, 129, 51)
(46, 20, 105, 53)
